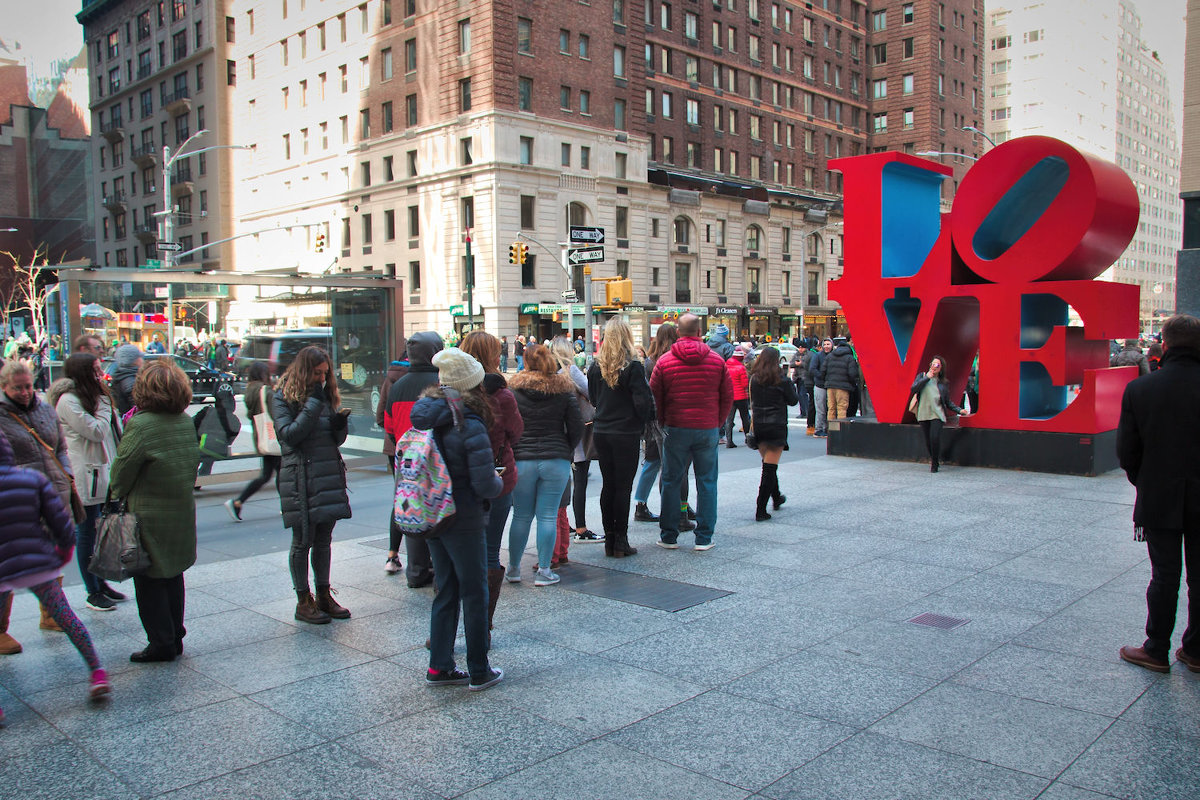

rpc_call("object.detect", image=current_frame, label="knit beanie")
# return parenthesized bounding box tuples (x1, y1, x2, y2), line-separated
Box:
(115, 344, 143, 368)
(433, 347, 485, 391)
(714, 323, 730, 337)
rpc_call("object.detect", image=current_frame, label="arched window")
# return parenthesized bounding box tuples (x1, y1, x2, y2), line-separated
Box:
(746, 224, 763, 253)
(808, 232, 822, 260)
(673, 216, 692, 246)
(567, 201, 590, 229)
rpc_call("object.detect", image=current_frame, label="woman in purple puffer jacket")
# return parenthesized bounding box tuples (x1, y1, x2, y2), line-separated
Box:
(0, 429, 110, 724)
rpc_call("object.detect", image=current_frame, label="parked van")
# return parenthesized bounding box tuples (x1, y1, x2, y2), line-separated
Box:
(233, 328, 333, 379)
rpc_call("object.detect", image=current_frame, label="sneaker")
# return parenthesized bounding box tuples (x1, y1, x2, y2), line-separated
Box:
(223, 499, 242, 522)
(572, 529, 604, 543)
(425, 668, 470, 686)
(694, 541, 716, 551)
(1176, 647, 1200, 673)
(505, 567, 523, 584)
(655, 540, 679, 550)
(86, 592, 117, 612)
(469, 667, 504, 692)
(384, 555, 402, 574)
(89, 669, 111, 700)
(1119, 645, 1170, 673)
(98, 583, 127, 602)
(533, 568, 560, 586)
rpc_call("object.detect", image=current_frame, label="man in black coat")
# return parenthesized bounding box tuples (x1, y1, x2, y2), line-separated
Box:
(384, 331, 444, 587)
(1116, 314, 1200, 674)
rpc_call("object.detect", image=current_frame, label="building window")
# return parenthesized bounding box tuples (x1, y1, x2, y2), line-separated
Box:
(614, 45, 626, 77)
(614, 98, 627, 130)
(560, 29, 570, 53)
(362, 214, 373, 246)
(382, 48, 394, 80)
(382, 101, 393, 132)
(746, 225, 762, 252)
(404, 39, 416, 72)
(561, 143, 572, 167)
(903, 37, 915, 59)
(579, 34, 589, 59)
(579, 90, 590, 115)
(872, 79, 887, 99)
(520, 195, 535, 229)
(519, 136, 533, 165)
(460, 137, 473, 165)
(903, 108, 914, 129)
(580, 146, 590, 170)
(360, 108, 370, 138)
(522, 254, 536, 288)
(405, 94, 417, 125)
(458, 19, 471, 53)
(459, 78, 472, 111)
(560, 86, 571, 110)
(517, 18, 532, 53)
(408, 261, 421, 292)
(408, 206, 419, 239)
(902, 3, 914, 24)
(518, 77, 532, 111)
(872, 44, 886, 65)
(686, 98, 699, 125)
(873, 112, 888, 133)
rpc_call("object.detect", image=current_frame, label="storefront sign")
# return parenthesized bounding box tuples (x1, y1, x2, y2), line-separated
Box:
(449, 304, 482, 317)
(710, 306, 740, 316)
(659, 306, 709, 316)
(518, 303, 540, 315)
(746, 306, 779, 315)
(537, 304, 587, 315)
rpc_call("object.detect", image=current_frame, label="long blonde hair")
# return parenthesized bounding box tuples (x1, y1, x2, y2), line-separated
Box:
(549, 335, 576, 371)
(598, 318, 637, 387)
(277, 346, 341, 408)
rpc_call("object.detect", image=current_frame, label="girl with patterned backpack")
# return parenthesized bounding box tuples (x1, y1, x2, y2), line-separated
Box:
(408, 348, 504, 691)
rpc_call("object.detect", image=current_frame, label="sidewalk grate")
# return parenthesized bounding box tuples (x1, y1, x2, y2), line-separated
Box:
(557, 563, 732, 612)
(908, 612, 970, 631)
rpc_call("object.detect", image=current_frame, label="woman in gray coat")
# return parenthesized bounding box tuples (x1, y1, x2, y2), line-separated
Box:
(270, 346, 352, 625)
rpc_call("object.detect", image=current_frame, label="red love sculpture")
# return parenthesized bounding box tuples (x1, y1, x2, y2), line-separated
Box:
(829, 136, 1141, 434)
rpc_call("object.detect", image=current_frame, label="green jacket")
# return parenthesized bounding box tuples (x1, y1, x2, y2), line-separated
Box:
(108, 411, 201, 578)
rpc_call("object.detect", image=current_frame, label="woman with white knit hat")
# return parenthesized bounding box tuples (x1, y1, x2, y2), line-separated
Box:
(408, 347, 505, 691)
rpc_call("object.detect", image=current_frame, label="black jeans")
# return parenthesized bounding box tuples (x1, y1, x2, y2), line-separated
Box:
(594, 432, 642, 536)
(237, 455, 281, 504)
(572, 460, 591, 529)
(133, 572, 186, 654)
(724, 400, 751, 440)
(1143, 528, 1199, 660)
(289, 521, 335, 594)
(805, 386, 816, 428)
(919, 419, 944, 467)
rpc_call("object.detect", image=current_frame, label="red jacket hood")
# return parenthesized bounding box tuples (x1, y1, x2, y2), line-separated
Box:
(670, 336, 714, 364)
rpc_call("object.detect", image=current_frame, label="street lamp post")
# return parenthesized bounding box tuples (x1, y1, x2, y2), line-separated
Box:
(158, 129, 252, 351)
(916, 150, 980, 163)
(962, 125, 997, 149)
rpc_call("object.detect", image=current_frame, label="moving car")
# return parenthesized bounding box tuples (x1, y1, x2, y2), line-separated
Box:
(105, 354, 236, 403)
(746, 342, 801, 371)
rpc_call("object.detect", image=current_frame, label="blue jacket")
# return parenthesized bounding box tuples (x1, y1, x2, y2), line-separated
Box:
(410, 394, 502, 512)
(0, 428, 74, 589)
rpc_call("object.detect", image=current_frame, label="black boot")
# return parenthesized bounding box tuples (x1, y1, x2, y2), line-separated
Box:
(765, 463, 785, 509)
(634, 503, 659, 522)
(611, 530, 638, 557)
(756, 466, 773, 521)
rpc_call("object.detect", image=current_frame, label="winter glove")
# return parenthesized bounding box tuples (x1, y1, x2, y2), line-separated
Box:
(308, 383, 326, 403)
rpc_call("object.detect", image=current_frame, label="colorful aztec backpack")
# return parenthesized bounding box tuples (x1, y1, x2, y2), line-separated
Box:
(392, 388, 465, 539)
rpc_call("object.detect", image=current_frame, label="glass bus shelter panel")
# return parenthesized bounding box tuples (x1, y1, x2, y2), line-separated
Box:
(330, 288, 389, 452)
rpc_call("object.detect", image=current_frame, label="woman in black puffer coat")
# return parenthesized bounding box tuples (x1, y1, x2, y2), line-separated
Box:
(410, 348, 504, 691)
(270, 346, 352, 625)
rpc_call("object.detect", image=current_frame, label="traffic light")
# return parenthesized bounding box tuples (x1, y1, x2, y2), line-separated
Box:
(315, 233, 327, 253)
(508, 242, 520, 264)
(605, 278, 633, 307)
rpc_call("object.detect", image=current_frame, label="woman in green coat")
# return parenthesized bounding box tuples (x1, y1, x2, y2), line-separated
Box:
(109, 360, 200, 662)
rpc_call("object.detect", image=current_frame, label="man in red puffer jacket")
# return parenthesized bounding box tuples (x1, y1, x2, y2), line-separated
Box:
(723, 345, 751, 448)
(649, 313, 733, 551)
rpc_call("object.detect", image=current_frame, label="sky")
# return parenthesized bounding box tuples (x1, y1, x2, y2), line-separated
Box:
(3, 0, 1190, 128)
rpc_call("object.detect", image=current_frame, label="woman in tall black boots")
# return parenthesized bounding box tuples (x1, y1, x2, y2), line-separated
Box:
(588, 318, 655, 556)
(749, 347, 798, 521)
(909, 355, 971, 472)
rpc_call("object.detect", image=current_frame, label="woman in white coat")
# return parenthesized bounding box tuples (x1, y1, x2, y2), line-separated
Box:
(51, 353, 125, 611)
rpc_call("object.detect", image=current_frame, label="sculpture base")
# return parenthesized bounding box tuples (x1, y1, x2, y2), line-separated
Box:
(826, 419, 1120, 476)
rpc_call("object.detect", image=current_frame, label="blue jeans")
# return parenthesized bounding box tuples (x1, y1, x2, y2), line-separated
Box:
(634, 458, 661, 504)
(485, 491, 514, 570)
(659, 427, 720, 545)
(75, 504, 102, 595)
(516, 355, 525, 372)
(427, 507, 491, 680)
(508, 459, 571, 571)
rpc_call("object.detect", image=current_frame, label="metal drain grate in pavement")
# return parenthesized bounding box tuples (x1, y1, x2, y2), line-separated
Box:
(558, 563, 732, 612)
(908, 612, 970, 631)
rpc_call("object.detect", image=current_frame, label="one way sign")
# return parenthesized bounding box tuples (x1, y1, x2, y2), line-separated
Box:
(569, 226, 605, 244)
(567, 246, 604, 265)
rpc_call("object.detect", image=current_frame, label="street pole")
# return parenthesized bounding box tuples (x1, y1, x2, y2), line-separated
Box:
(465, 229, 474, 331)
(583, 264, 594, 357)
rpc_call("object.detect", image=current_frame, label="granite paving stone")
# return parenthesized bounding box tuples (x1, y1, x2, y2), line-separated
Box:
(759, 731, 1049, 800)
(606, 689, 853, 791)
(1059, 720, 1200, 800)
(810, 619, 1003, 680)
(869, 683, 1114, 778)
(935, 572, 1090, 615)
(84, 696, 325, 796)
(1035, 784, 1124, 800)
(724, 650, 939, 727)
(338, 699, 589, 797)
(1114, 675, 1200, 740)
(156, 743, 442, 800)
(455, 739, 751, 800)
(0, 739, 138, 800)
(184, 630, 375, 694)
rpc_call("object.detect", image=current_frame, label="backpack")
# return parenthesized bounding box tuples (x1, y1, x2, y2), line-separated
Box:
(392, 389, 466, 539)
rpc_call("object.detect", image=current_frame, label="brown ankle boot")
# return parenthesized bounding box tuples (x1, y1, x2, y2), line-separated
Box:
(612, 531, 638, 557)
(0, 592, 21, 654)
(295, 592, 331, 625)
(39, 577, 64, 632)
(316, 586, 351, 619)
(486, 567, 505, 632)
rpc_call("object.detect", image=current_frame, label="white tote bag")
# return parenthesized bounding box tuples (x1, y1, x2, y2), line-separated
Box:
(254, 385, 282, 456)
